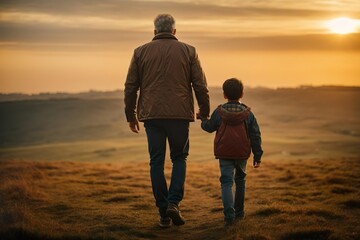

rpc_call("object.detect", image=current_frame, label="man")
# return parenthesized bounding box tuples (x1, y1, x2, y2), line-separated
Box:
(124, 14, 210, 228)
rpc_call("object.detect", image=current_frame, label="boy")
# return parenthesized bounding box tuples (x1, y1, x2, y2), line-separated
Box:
(199, 78, 263, 226)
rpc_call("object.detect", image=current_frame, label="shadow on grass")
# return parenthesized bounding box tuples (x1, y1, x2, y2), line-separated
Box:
(210, 207, 223, 213)
(325, 177, 348, 184)
(280, 229, 332, 240)
(0, 227, 115, 240)
(277, 170, 296, 182)
(106, 224, 157, 239)
(131, 203, 152, 210)
(304, 209, 343, 220)
(331, 186, 355, 194)
(341, 199, 360, 209)
(245, 235, 271, 240)
(103, 194, 140, 203)
(254, 207, 282, 216)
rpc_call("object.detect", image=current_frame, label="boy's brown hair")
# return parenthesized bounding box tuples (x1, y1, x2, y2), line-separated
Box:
(222, 78, 244, 101)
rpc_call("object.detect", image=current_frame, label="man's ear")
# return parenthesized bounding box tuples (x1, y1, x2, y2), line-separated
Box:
(173, 29, 176, 35)
(154, 30, 157, 35)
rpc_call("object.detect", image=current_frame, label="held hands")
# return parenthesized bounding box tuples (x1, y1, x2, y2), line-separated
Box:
(129, 120, 140, 133)
(196, 113, 207, 121)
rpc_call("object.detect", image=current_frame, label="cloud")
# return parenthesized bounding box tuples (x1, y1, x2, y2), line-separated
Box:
(0, 0, 358, 20)
(1, 20, 359, 52)
(0, 1, 359, 51)
(203, 33, 360, 51)
(0, 21, 147, 45)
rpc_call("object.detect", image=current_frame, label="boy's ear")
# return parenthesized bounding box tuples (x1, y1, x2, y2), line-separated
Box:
(223, 93, 228, 99)
(240, 92, 244, 98)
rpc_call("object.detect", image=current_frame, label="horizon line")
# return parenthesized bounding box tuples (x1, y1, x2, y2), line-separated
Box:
(1, 84, 360, 96)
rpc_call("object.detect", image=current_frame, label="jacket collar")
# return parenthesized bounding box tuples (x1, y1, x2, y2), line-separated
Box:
(152, 32, 178, 41)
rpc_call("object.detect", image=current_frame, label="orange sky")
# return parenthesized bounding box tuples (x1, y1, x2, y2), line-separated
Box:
(0, 0, 359, 93)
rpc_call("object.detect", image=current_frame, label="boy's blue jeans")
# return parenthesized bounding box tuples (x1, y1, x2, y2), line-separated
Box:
(144, 119, 189, 218)
(219, 159, 247, 221)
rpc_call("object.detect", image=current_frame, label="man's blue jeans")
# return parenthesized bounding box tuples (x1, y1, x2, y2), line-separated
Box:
(219, 159, 247, 221)
(144, 119, 189, 218)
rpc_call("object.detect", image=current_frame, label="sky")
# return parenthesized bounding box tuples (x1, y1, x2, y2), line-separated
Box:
(0, 0, 359, 93)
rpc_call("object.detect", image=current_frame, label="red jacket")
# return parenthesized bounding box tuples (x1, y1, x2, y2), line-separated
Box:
(201, 102, 263, 162)
(214, 105, 251, 160)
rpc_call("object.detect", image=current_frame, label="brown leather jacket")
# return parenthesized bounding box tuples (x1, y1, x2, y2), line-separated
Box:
(124, 33, 210, 122)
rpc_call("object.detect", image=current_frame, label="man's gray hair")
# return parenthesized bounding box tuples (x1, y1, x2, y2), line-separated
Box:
(154, 14, 175, 33)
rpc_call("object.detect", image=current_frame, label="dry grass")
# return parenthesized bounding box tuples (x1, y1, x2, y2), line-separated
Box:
(0, 87, 359, 239)
(1, 158, 359, 240)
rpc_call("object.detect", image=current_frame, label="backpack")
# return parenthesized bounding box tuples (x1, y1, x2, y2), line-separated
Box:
(214, 105, 251, 160)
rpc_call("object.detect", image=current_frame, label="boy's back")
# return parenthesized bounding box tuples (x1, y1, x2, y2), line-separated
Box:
(214, 103, 251, 160)
(201, 101, 262, 164)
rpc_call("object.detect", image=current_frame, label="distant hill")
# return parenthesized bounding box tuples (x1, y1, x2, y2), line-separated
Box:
(0, 86, 359, 162)
(1, 86, 359, 102)
(0, 90, 123, 102)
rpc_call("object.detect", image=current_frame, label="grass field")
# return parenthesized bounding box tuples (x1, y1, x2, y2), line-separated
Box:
(1, 158, 359, 240)
(1, 86, 359, 239)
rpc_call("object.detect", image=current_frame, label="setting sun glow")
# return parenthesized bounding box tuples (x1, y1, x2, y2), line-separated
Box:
(1, 1, 360, 93)
(326, 17, 359, 34)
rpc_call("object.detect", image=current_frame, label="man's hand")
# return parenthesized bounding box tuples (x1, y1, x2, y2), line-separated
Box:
(253, 161, 261, 168)
(196, 113, 207, 121)
(129, 120, 140, 133)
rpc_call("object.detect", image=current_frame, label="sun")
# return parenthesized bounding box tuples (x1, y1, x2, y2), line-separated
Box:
(325, 17, 359, 34)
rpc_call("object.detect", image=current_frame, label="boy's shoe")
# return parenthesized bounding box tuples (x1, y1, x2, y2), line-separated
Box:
(224, 218, 235, 227)
(159, 217, 171, 228)
(166, 203, 185, 226)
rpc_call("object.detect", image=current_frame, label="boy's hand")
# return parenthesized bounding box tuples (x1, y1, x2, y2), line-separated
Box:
(253, 161, 261, 168)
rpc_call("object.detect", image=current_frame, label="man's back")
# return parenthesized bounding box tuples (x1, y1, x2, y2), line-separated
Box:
(125, 32, 209, 122)
(135, 33, 196, 83)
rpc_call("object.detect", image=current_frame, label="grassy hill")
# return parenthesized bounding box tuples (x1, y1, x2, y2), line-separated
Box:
(1, 86, 359, 162)
(0, 86, 359, 239)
